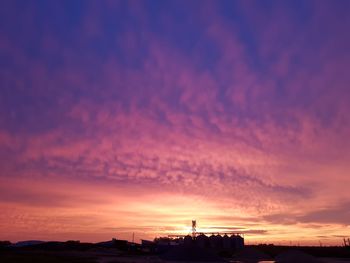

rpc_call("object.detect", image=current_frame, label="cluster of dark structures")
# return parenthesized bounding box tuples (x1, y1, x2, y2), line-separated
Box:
(148, 233, 244, 252)
(141, 220, 244, 254)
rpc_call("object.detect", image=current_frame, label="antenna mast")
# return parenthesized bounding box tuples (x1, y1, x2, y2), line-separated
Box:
(192, 220, 197, 238)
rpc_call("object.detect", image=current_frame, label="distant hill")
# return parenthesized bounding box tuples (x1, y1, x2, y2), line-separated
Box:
(11, 240, 46, 247)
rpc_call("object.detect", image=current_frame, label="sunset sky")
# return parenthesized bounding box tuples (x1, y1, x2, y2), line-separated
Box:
(1, 0, 350, 246)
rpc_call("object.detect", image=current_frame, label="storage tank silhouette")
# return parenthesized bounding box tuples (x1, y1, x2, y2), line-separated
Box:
(196, 234, 209, 248)
(184, 235, 193, 247)
(236, 235, 244, 249)
(209, 234, 216, 248)
(209, 234, 223, 249)
(216, 234, 223, 249)
(223, 234, 231, 249)
(230, 234, 244, 250)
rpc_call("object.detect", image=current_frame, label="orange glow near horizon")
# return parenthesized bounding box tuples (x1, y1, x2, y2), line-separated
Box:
(0, 175, 349, 246)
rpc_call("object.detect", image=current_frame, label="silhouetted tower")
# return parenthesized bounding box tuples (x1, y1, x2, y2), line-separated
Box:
(345, 238, 350, 247)
(192, 220, 197, 238)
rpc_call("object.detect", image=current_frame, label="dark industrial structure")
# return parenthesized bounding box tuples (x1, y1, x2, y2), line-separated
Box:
(150, 220, 244, 253)
(344, 238, 350, 248)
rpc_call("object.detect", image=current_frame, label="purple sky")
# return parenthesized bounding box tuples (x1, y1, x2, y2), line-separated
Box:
(0, 0, 350, 245)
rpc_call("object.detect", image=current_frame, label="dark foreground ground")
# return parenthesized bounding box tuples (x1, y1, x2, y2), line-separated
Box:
(1, 244, 350, 263)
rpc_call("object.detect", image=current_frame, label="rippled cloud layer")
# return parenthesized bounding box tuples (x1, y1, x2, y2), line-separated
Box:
(0, 0, 349, 245)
